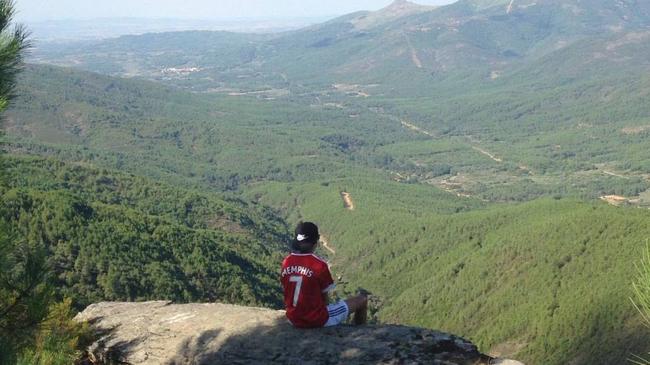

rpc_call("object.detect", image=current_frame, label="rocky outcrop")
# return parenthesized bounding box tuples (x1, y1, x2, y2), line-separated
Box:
(75, 301, 524, 365)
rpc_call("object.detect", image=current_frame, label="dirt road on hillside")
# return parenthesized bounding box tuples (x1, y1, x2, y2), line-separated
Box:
(320, 235, 336, 255)
(602, 170, 629, 179)
(471, 146, 503, 163)
(401, 120, 435, 137)
(400, 118, 504, 164)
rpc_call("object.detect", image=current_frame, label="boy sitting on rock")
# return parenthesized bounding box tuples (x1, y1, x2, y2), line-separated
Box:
(281, 222, 368, 328)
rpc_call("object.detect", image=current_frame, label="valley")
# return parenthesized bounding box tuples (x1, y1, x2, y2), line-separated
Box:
(3, 0, 650, 364)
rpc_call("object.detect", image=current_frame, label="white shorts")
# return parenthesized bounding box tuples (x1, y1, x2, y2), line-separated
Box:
(324, 300, 349, 327)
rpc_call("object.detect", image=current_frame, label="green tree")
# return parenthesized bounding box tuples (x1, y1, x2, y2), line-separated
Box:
(632, 243, 650, 365)
(16, 299, 92, 365)
(0, 226, 52, 363)
(0, 0, 28, 113)
(0, 1, 39, 363)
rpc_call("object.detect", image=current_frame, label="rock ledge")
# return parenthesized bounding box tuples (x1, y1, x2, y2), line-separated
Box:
(75, 301, 524, 365)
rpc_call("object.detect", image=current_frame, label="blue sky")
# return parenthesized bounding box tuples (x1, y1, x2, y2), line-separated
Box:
(16, 0, 457, 21)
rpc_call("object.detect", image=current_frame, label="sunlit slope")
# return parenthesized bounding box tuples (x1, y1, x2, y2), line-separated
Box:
(261, 0, 650, 79)
(374, 62, 650, 186)
(245, 179, 650, 364)
(368, 200, 650, 365)
(8, 64, 650, 204)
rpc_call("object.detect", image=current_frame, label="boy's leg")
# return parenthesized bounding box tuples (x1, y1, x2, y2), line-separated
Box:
(344, 294, 368, 325)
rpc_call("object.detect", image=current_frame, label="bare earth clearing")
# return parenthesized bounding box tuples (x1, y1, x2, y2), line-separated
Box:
(600, 195, 629, 206)
(621, 125, 650, 135)
(341, 191, 355, 210)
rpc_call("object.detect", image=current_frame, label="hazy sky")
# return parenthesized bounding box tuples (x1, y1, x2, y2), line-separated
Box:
(16, 0, 458, 21)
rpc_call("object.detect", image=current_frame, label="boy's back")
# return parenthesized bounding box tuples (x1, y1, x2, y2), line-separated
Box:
(281, 253, 335, 328)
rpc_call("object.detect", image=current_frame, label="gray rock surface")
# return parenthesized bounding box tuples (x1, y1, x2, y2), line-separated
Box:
(75, 301, 524, 365)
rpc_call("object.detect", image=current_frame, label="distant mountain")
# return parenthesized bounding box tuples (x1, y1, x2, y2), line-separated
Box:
(31, 0, 650, 93)
(26, 17, 329, 42)
(256, 0, 650, 83)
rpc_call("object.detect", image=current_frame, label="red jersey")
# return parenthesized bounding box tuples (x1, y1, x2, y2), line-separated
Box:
(281, 253, 335, 328)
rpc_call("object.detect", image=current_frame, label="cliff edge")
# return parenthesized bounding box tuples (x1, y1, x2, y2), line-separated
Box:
(75, 301, 524, 365)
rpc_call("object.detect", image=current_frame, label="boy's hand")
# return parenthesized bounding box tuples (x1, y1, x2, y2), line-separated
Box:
(356, 287, 372, 298)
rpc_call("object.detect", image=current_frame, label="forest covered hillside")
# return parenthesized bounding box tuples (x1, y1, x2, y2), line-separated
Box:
(5, 62, 650, 363)
(1, 155, 289, 309)
(258, 180, 650, 364)
(8, 63, 650, 204)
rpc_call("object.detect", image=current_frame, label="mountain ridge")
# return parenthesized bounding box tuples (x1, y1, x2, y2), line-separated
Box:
(31, 0, 650, 92)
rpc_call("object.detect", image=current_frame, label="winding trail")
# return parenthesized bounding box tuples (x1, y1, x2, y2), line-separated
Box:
(471, 146, 503, 163)
(602, 170, 629, 179)
(401, 120, 435, 137)
(341, 192, 355, 210)
(320, 235, 336, 255)
(399, 117, 504, 164)
(396, 116, 504, 164)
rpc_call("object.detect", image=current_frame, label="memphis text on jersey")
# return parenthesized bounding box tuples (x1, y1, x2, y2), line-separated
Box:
(281, 265, 314, 278)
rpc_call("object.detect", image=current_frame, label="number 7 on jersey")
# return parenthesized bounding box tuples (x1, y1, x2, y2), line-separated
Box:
(289, 275, 303, 306)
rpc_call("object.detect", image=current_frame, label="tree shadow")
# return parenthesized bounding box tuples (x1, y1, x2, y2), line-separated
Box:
(569, 303, 650, 365)
(172, 329, 222, 364)
(166, 317, 488, 365)
(79, 317, 148, 365)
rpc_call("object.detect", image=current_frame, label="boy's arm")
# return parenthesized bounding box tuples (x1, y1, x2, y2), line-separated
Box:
(320, 264, 336, 303)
